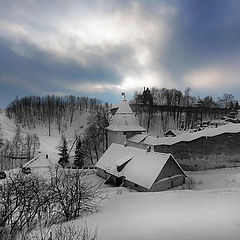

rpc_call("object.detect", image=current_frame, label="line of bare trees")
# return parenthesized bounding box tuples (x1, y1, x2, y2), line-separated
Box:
(132, 87, 239, 134)
(6, 95, 102, 136)
(133, 87, 239, 109)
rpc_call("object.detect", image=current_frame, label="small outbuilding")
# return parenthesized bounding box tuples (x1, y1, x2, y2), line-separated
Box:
(95, 143, 186, 192)
(23, 152, 60, 176)
(164, 130, 177, 137)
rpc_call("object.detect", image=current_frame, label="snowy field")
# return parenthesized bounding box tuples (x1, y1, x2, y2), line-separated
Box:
(16, 167, 238, 240)
(79, 187, 240, 240)
(1, 163, 240, 240)
(75, 168, 240, 240)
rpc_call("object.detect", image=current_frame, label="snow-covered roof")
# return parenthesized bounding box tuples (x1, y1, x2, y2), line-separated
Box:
(106, 98, 145, 132)
(164, 130, 177, 137)
(115, 154, 134, 167)
(127, 133, 149, 143)
(143, 122, 240, 146)
(96, 143, 184, 189)
(23, 152, 59, 168)
(115, 98, 133, 114)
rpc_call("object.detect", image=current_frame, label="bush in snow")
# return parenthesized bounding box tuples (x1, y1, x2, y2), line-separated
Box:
(18, 223, 97, 240)
(48, 166, 104, 222)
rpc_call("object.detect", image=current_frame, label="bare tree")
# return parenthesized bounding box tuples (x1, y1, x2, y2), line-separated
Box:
(0, 172, 50, 239)
(47, 167, 103, 222)
(217, 93, 235, 108)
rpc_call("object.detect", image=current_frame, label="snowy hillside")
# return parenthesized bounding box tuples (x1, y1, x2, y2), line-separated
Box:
(0, 109, 17, 140)
(0, 109, 91, 153)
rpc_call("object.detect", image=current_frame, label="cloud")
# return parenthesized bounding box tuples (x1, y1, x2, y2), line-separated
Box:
(184, 65, 240, 91)
(1, 0, 240, 108)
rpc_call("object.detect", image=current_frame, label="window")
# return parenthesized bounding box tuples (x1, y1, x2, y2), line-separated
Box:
(123, 131, 126, 135)
(134, 183, 138, 188)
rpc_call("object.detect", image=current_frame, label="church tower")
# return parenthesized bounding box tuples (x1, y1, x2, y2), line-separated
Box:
(106, 94, 145, 147)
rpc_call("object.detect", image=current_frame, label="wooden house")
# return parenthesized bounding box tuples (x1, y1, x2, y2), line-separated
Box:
(96, 143, 186, 192)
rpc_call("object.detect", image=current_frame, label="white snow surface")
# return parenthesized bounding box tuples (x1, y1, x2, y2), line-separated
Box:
(115, 98, 134, 114)
(80, 188, 240, 240)
(0, 110, 17, 140)
(23, 152, 59, 168)
(2, 164, 240, 240)
(106, 113, 146, 131)
(114, 153, 134, 167)
(96, 143, 184, 189)
(127, 133, 149, 143)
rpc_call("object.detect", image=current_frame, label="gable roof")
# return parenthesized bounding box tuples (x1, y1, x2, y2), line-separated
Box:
(164, 130, 177, 137)
(96, 143, 184, 189)
(116, 98, 133, 114)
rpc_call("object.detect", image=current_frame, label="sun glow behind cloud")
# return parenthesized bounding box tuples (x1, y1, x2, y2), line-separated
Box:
(1, 0, 240, 107)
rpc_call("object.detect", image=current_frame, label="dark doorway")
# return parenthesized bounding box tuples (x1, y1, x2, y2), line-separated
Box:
(116, 177, 124, 187)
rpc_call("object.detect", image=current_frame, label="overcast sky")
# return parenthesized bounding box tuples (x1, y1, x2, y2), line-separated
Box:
(1, 0, 240, 108)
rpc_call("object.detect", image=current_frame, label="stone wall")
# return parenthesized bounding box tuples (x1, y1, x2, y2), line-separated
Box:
(154, 132, 240, 170)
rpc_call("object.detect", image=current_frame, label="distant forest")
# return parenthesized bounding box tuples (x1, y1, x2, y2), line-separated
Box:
(6, 95, 104, 134)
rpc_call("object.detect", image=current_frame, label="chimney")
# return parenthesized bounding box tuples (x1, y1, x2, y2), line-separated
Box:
(46, 154, 48, 159)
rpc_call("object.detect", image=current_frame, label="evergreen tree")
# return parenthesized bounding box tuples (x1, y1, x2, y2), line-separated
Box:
(74, 137, 84, 168)
(58, 135, 69, 167)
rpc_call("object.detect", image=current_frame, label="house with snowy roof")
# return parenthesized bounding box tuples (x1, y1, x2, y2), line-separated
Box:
(96, 143, 186, 191)
(23, 152, 60, 175)
(96, 95, 186, 191)
(164, 129, 177, 137)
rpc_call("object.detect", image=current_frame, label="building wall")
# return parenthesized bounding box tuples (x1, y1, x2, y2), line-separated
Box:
(156, 156, 184, 181)
(126, 131, 143, 139)
(108, 131, 144, 147)
(151, 175, 185, 192)
(127, 141, 146, 149)
(107, 131, 126, 147)
(97, 167, 185, 192)
(154, 132, 240, 170)
(96, 168, 108, 179)
(123, 179, 149, 192)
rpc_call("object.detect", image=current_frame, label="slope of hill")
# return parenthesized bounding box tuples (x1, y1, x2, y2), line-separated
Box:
(0, 109, 91, 154)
